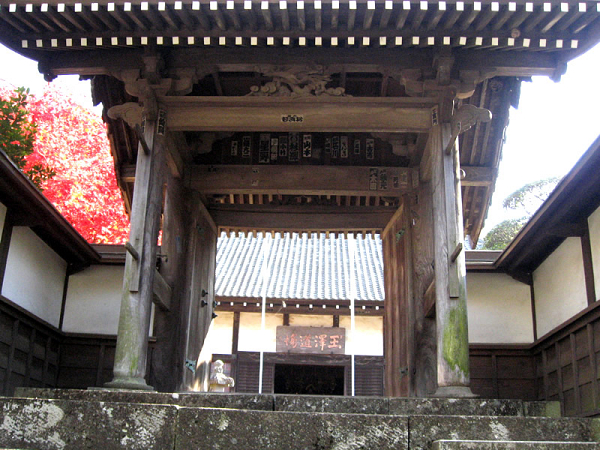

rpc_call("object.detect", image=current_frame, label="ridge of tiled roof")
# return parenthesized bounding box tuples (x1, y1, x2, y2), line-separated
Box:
(215, 232, 384, 302)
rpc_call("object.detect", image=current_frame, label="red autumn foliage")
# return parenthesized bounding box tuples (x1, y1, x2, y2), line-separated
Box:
(1, 83, 130, 244)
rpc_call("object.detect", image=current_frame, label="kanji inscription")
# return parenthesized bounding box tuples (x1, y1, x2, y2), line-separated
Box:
(276, 326, 346, 354)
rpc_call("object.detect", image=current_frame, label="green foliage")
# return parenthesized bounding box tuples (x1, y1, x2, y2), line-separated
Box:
(502, 177, 560, 215)
(0, 87, 55, 188)
(481, 217, 528, 250)
(480, 176, 560, 250)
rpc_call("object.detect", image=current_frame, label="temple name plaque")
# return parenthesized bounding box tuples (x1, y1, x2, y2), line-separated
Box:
(276, 326, 346, 354)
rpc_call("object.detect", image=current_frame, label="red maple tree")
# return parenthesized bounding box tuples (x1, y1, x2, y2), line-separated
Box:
(1, 83, 130, 244)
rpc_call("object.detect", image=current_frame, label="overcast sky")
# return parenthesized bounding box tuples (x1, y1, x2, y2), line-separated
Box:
(1, 42, 599, 237)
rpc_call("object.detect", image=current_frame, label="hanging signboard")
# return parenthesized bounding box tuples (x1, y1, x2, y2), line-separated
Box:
(276, 326, 346, 354)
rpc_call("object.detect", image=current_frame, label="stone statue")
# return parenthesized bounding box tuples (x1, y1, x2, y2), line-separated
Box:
(209, 360, 235, 392)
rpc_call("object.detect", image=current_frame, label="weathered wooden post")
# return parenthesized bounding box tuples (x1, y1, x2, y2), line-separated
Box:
(104, 69, 169, 389)
(431, 95, 491, 397)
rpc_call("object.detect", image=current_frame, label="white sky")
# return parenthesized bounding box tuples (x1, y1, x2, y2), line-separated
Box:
(1, 42, 599, 237)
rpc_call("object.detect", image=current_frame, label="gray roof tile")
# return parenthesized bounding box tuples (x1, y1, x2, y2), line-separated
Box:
(216, 232, 384, 301)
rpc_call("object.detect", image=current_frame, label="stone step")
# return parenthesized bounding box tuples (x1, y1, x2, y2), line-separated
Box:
(433, 441, 600, 449)
(0, 396, 598, 450)
(13, 388, 560, 417)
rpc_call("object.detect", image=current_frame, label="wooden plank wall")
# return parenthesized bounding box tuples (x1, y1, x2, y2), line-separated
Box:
(382, 198, 412, 397)
(469, 345, 537, 401)
(533, 301, 600, 417)
(0, 296, 60, 396)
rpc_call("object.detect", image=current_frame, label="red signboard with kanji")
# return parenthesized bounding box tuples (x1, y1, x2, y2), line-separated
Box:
(276, 326, 346, 354)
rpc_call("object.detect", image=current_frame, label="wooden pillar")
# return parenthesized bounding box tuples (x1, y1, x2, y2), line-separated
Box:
(106, 100, 166, 390)
(430, 120, 474, 397)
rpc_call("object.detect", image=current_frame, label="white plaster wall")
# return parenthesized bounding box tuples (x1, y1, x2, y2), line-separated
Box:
(339, 316, 383, 356)
(534, 237, 588, 337)
(238, 312, 284, 352)
(466, 273, 534, 344)
(62, 265, 124, 335)
(202, 311, 234, 355)
(289, 314, 333, 327)
(235, 313, 383, 356)
(589, 206, 600, 301)
(0, 202, 6, 242)
(1, 227, 66, 327)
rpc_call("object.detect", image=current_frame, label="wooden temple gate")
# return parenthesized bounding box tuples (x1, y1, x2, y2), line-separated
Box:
(1, 0, 598, 396)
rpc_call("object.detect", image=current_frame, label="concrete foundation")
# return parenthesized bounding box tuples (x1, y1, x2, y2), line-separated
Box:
(1, 389, 598, 450)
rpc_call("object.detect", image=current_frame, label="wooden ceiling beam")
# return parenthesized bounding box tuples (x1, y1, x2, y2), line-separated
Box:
(210, 208, 396, 231)
(296, 2, 306, 31)
(280, 1, 290, 31)
(174, 7, 196, 30)
(40, 47, 562, 79)
(107, 8, 133, 31)
(189, 164, 415, 197)
(161, 96, 436, 133)
(315, 2, 322, 31)
(28, 11, 60, 33)
(461, 165, 495, 187)
(226, 3, 243, 31)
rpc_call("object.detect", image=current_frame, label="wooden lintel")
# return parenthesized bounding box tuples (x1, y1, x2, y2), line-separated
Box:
(545, 222, 587, 238)
(461, 165, 495, 187)
(211, 208, 395, 231)
(153, 269, 172, 311)
(216, 296, 384, 316)
(41, 47, 561, 80)
(161, 96, 436, 133)
(424, 278, 435, 319)
(190, 165, 415, 196)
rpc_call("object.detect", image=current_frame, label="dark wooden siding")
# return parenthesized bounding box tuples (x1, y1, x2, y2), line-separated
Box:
(533, 301, 600, 417)
(233, 351, 384, 396)
(0, 296, 60, 396)
(355, 356, 384, 396)
(469, 345, 537, 401)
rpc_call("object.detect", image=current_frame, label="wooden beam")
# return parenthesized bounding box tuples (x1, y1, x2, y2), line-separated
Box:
(40, 46, 562, 80)
(211, 208, 395, 231)
(190, 165, 415, 196)
(153, 269, 172, 311)
(162, 96, 436, 133)
(461, 165, 495, 187)
(545, 222, 587, 238)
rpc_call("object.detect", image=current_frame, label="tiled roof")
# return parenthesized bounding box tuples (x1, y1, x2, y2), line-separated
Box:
(215, 232, 384, 301)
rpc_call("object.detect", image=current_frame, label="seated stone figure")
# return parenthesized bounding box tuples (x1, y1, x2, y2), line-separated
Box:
(209, 360, 235, 392)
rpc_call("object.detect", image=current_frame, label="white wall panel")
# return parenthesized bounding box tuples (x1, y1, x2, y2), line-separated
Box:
(1, 227, 66, 327)
(534, 237, 587, 337)
(339, 315, 383, 356)
(466, 273, 534, 344)
(62, 265, 124, 335)
(588, 206, 600, 300)
(238, 312, 283, 353)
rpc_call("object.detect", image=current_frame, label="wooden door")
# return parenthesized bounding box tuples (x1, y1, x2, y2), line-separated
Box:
(382, 198, 414, 397)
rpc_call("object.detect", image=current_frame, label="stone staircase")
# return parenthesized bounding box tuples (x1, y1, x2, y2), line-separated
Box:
(0, 388, 597, 449)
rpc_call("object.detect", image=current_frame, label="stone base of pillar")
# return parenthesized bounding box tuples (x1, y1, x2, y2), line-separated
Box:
(433, 386, 478, 398)
(103, 377, 154, 391)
